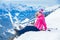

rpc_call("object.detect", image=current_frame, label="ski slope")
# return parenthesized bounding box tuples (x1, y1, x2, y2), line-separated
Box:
(14, 31, 60, 40)
(46, 8, 60, 30)
(14, 8, 60, 40)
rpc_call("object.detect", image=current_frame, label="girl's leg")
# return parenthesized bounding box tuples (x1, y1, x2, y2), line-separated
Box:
(17, 26, 40, 36)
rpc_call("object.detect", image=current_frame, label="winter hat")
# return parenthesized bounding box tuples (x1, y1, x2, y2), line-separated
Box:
(39, 9, 44, 13)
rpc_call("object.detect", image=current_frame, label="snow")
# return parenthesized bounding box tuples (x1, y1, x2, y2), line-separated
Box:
(15, 13, 19, 16)
(13, 8, 60, 40)
(7, 29, 16, 34)
(45, 5, 60, 11)
(14, 31, 60, 40)
(17, 6, 26, 11)
(46, 8, 60, 30)
(8, 12, 14, 25)
(21, 18, 29, 23)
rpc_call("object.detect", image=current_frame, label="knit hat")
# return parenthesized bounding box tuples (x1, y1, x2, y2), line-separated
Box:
(39, 9, 44, 13)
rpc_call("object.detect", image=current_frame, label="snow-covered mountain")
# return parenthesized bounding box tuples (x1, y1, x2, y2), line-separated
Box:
(45, 5, 60, 12)
(0, 0, 60, 40)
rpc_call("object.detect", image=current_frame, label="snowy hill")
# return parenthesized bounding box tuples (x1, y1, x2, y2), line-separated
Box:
(13, 8, 60, 40)
(14, 31, 60, 40)
(46, 8, 60, 30)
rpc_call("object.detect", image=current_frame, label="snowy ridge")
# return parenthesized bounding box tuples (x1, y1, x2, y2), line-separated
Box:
(45, 5, 60, 12)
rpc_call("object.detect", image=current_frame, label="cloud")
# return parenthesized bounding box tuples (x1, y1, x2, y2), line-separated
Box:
(0, 0, 59, 7)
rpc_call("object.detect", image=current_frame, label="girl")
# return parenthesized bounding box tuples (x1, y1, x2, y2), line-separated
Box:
(14, 9, 47, 37)
(34, 9, 47, 31)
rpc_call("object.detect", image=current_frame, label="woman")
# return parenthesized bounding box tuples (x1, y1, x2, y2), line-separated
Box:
(34, 9, 47, 31)
(14, 9, 47, 37)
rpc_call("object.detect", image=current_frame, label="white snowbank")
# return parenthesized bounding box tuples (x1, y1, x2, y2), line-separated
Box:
(14, 31, 60, 40)
(46, 8, 60, 30)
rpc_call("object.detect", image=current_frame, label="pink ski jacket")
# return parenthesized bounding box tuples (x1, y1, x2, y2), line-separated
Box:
(34, 13, 47, 30)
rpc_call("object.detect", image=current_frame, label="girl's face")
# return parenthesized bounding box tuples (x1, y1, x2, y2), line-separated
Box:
(36, 12, 42, 17)
(38, 12, 42, 16)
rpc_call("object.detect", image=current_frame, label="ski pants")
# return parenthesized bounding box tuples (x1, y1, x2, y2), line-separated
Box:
(16, 26, 40, 36)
